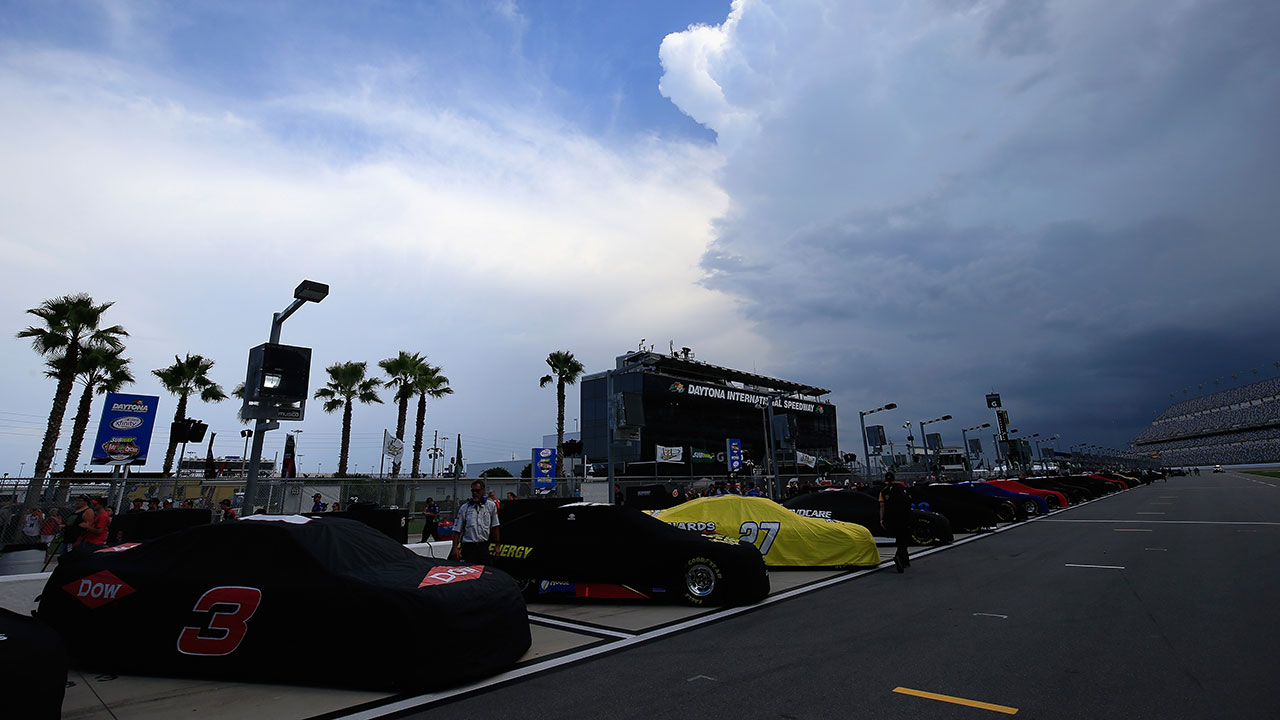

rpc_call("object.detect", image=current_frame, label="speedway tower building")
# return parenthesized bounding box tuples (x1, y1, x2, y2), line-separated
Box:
(580, 350, 837, 478)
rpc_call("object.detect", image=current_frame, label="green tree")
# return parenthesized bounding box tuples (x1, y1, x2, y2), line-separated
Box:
(479, 466, 514, 478)
(378, 351, 426, 479)
(153, 354, 228, 476)
(49, 346, 134, 480)
(539, 350, 585, 478)
(314, 361, 382, 476)
(16, 293, 127, 505)
(410, 363, 452, 478)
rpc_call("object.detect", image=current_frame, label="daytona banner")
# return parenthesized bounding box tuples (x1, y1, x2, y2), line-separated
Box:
(90, 393, 160, 466)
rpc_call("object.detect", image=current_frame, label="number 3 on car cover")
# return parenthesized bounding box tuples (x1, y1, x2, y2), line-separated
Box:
(176, 586, 263, 656)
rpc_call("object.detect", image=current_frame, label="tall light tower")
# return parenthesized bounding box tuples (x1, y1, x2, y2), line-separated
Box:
(859, 402, 897, 482)
(962, 423, 991, 472)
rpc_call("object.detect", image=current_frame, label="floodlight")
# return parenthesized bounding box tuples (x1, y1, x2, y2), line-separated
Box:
(294, 280, 329, 303)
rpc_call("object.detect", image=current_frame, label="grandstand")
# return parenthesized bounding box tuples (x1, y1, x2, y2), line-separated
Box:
(1131, 377, 1280, 465)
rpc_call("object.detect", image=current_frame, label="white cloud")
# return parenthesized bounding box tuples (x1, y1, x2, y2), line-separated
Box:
(0, 43, 768, 472)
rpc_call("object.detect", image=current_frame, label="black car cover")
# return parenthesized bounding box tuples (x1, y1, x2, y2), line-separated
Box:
(37, 516, 530, 690)
(781, 490, 954, 545)
(0, 606, 67, 719)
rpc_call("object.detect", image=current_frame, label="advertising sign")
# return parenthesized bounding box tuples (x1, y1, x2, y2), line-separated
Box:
(532, 447, 557, 491)
(865, 424, 887, 447)
(90, 393, 161, 466)
(656, 445, 684, 462)
(725, 438, 743, 472)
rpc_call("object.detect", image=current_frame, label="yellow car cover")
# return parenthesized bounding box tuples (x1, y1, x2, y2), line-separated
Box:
(655, 495, 880, 568)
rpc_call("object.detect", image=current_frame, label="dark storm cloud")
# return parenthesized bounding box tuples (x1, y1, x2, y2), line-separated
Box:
(662, 0, 1280, 450)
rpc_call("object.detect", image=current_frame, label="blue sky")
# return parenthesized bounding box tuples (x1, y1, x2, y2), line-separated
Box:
(2, 0, 1278, 477)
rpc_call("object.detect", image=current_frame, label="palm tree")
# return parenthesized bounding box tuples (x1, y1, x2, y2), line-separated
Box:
(378, 351, 427, 479)
(539, 350, 585, 478)
(314, 361, 382, 476)
(49, 346, 135, 479)
(153, 354, 228, 476)
(411, 363, 453, 478)
(16, 293, 127, 505)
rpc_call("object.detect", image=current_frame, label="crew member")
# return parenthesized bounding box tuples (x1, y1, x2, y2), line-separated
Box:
(421, 497, 440, 543)
(879, 474, 912, 573)
(450, 480, 500, 563)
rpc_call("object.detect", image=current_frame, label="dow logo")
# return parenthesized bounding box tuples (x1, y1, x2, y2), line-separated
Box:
(63, 570, 136, 609)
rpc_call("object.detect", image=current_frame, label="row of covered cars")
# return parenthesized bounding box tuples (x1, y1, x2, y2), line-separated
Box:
(26, 471, 1156, 697)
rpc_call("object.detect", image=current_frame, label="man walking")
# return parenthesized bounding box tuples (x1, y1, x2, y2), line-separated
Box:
(879, 474, 913, 573)
(450, 480, 500, 563)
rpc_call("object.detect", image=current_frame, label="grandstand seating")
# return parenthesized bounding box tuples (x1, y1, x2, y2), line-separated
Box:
(1132, 377, 1280, 465)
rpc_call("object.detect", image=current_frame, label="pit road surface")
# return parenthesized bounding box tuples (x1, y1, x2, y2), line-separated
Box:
(365, 472, 1279, 720)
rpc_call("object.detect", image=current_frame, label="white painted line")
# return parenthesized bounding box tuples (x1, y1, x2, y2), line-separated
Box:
(1065, 563, 1125, 570)
(687, 674, 717, 682)
(1113, 529, 1152, 532)
(973, 613, 1009, 619)
(1144, 548, 1168, 551)
(1136, 512, 1166, 515)
(527, 615, 635, 639)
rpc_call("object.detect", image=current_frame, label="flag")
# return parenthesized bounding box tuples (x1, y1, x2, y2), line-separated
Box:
(657, 445, 683, 462)
(796, 451, 817, 468)
(281, 432, 296, 478)
(383, 429, 404, 458)
(454, 434, 464, 479)
(690, 447, 717, 463)
(203, 432, 218, 479)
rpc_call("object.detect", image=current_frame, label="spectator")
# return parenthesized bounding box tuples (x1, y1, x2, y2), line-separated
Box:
(330, 501, 341, 512)
(181, 499, 195, 508)
(126, 497, 146, 514)
(218, 499, 237, 522)
(21, 507, 43, 544)
(311, 493, 326, 513)
(488, 490, 501, 511)
(162, 499, 174, 510)
(421, 497, 440, 542)
(80, 499, 110, 550)
(39, 508, 62, 545)
(63, 495, 93, 553)
(450, 480, 499, 563)
(146, 497, 160, 511)
(505, 491, 518, 502)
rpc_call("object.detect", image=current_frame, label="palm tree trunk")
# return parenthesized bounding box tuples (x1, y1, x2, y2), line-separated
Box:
(556, 379, 566, 478)
(61, 381, 97, 479)
(391, 394, 408, 478)
(412, 393, 426, 478)
(27, 347, 78, 507)
(339, 399, 353, 476)
(162, 394, 190, 476)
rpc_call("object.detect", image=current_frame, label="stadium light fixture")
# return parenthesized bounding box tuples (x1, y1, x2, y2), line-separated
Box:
(859, 402, 897, 482)
(962, 422, 991, 470)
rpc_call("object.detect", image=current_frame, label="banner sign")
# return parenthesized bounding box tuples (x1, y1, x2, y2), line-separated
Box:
(796, 451, 817, 468)
(668, 380, 830, 415)
(90, 393, 160, 466)
(725, 439, 743, 472)
(690, 447, 717, 463)
(532, 448, 556, 491)
(656, 445, 683, 462)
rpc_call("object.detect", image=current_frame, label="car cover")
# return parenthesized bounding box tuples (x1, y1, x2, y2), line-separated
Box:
(37, 516, 530, 690)
(656, 496, 880, 568)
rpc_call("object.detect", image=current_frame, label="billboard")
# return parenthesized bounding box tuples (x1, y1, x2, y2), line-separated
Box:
(532, 447, 557, 491)
(865, 424, 887, 447)
(968, 438, 983, 455)
(926, 432, 942, 451)
(90, 393, 161, 466)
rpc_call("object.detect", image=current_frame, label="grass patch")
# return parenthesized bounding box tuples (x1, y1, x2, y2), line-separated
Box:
(1244, 471, 1280, 479)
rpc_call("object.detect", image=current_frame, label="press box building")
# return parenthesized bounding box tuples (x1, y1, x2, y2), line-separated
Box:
(580, 350, 838, 476)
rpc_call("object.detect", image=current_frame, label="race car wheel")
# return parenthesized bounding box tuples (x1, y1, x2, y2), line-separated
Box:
(680, 557, 724, 606)
(1021, 499, 1038, 515)
(995, 501, 1017, 523)
(910, 517, 935, 546)
(1047, 496, 1061, 509)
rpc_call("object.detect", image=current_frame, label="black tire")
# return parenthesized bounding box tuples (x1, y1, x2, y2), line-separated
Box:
(910, 517, 935, 546)
(995, 501, 1017, 523)
(1046, 495, 1060, 509)
(515, 577, 538, 602)
(1021, 499, 1038, 515)
(680, 556, 724, 606)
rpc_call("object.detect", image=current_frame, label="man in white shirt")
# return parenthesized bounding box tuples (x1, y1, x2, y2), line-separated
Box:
(450, 479, 501, 563)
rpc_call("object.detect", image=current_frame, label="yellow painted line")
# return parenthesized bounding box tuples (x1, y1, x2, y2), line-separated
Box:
(1114, 528, 1153, 532)
(893, 687, 1019, 714)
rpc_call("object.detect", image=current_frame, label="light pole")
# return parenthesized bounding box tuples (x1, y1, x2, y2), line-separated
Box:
(245, 280, 329, 515)
(428, 431, 448, 477)
(962, 423, 991, 472)
(859, 402, 897, 482)
(917, 415, 952, 476)
(20, 462, 26, 477)
(289, 429, 303, 477)
(903, 422, 914, 463)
